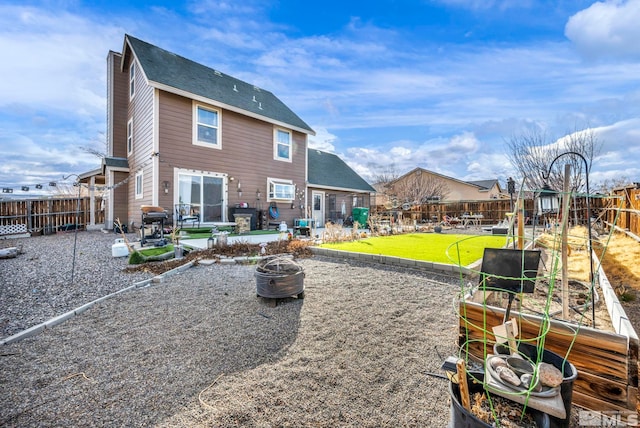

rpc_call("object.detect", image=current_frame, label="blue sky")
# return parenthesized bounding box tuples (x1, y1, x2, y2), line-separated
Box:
(1, 0, 640, 195)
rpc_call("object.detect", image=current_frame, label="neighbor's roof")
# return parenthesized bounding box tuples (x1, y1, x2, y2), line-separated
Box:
(308, 149, 376, 193)
(123, 35, 314, 135)
(467, 179, 500, 191)
(392, 168, 501, 191)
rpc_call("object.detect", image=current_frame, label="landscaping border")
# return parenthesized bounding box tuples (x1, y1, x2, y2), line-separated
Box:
(0, 261, 194, 346)
(309, 246, 473, 275)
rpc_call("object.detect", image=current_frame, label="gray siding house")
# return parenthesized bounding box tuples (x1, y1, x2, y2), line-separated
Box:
(99, 34, 373, 230)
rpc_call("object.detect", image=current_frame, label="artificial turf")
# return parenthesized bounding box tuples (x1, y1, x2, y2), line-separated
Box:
(319, 233, 508, 265)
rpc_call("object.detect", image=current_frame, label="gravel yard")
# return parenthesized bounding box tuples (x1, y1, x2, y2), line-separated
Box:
(0, 231, 461, 427)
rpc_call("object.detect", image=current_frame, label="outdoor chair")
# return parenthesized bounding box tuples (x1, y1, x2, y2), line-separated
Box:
(267, 202, 281, 229)
(175, 203, 200, 229)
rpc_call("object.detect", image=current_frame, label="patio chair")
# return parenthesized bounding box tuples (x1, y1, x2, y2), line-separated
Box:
(442, 215, 454, 228)
(175, 203, 200, 229)
(267, 202, 281, 229)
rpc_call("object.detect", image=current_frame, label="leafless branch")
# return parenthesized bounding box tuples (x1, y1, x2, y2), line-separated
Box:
(505, 126, 602, 192)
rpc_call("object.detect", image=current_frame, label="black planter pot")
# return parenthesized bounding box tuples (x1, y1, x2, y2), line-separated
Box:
(494, 343, 577, 428)
(449, 372, 550, 427)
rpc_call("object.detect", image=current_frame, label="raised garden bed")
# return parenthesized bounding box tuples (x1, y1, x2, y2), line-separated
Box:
(458, 229, 639, 419)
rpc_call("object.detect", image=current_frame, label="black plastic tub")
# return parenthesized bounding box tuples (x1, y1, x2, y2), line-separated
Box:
(449, 372, 550, 427)
(494, 342, 577, 428)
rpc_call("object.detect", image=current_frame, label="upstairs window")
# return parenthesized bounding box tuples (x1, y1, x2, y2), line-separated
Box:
(193, 103, 221, 148)
(127, 119, 133, 154)
(129, 62, 135, 100)
(268, 178, 294, 201)
(274, 128, 292, 161)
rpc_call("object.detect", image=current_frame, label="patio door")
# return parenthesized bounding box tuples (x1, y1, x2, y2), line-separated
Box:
(177, 171, 225, 223)
(312, 190, 324, 227)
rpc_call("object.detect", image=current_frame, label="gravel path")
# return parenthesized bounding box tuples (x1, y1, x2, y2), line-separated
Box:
(0, 231, 462, 427)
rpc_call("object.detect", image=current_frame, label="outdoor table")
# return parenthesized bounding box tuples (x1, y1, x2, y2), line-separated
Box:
(461, 214, 483, 228)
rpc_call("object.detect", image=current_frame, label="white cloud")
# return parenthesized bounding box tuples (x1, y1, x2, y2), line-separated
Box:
(466, 152, 513, 180)
(565, 0, 640, 60)
(0, 5, 122, 113)
(308, 127, 338, 152)
(432, 0, 530, 10)
(449, 132, 480, 152)
(389, 146, 412, 158)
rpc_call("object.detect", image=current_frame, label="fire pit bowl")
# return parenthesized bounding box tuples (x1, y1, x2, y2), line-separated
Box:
(255, 256, 305, 299)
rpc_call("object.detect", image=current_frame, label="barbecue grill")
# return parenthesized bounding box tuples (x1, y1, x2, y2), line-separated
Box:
(140, 205, 168, 247)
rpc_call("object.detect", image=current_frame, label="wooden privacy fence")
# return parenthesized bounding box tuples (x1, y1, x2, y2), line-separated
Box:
(0, 197, 104, 234)
(606, 186, 640, 237)
(373, 197, 608, 226)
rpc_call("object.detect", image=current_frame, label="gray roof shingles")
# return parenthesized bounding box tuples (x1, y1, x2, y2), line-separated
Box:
(308, 149, 376, 193)
(125, 35, 314, 134)
(466, 179, 499, 190)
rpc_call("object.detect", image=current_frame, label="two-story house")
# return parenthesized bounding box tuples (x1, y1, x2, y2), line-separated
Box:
(101, 34, 361, 231)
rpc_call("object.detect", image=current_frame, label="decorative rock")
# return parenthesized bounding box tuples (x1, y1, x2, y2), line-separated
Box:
(538, 362, 563, 388)
(496, 365, 521, 387)
(521, 373, 543, 392)
(0, 247, 19, 259)
(489, 356, 508, 370)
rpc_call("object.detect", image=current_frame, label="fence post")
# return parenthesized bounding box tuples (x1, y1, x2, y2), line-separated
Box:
(27, 200, 32, 230)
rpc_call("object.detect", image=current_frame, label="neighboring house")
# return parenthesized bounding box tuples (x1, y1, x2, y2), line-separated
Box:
(92, 34, 373, 230)
(380, 167, 505, 206)
(307, 149, 376, 226)
(465, 179, 506, 200)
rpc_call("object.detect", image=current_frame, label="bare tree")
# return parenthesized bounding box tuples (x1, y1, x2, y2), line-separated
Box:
(592, 176, 633, 194)
(505, 126, 602, 193)
(387, 169, 450, 206)
(52, 182, 88, 198)
(79, 132, 107, 159)
(369, 163, 401, 187)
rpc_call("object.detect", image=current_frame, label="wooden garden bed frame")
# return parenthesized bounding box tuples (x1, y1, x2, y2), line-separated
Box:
(459, 262, 639, 416)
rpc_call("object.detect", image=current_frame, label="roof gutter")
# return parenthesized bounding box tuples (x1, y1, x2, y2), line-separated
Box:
(308, 184, 374, 193)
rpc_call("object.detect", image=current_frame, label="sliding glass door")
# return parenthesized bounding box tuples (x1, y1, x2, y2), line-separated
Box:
(177, 172, 225, 223)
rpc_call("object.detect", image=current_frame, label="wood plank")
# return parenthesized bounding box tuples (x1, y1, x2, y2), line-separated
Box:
(462, 301, 629, 359)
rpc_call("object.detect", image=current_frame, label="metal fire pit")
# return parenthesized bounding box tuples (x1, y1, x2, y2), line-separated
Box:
(255, 256, 305, 300)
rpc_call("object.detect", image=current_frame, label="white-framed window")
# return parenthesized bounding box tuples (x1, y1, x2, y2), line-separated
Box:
(274, 128, 292, 161)
(127, 119, 133, 154)
(268, 178, 295, 201)
(193, 103, 221, 148)
(129, 62, 135, 100)
(135, 170, 143, 199)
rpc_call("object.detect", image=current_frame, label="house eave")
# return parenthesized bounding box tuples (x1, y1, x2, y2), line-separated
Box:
(308, 184, 373, 194)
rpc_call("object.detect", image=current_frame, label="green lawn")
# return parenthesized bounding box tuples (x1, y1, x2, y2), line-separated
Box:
(319, 233, 508, 265)
(177, 228, 280, 239)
